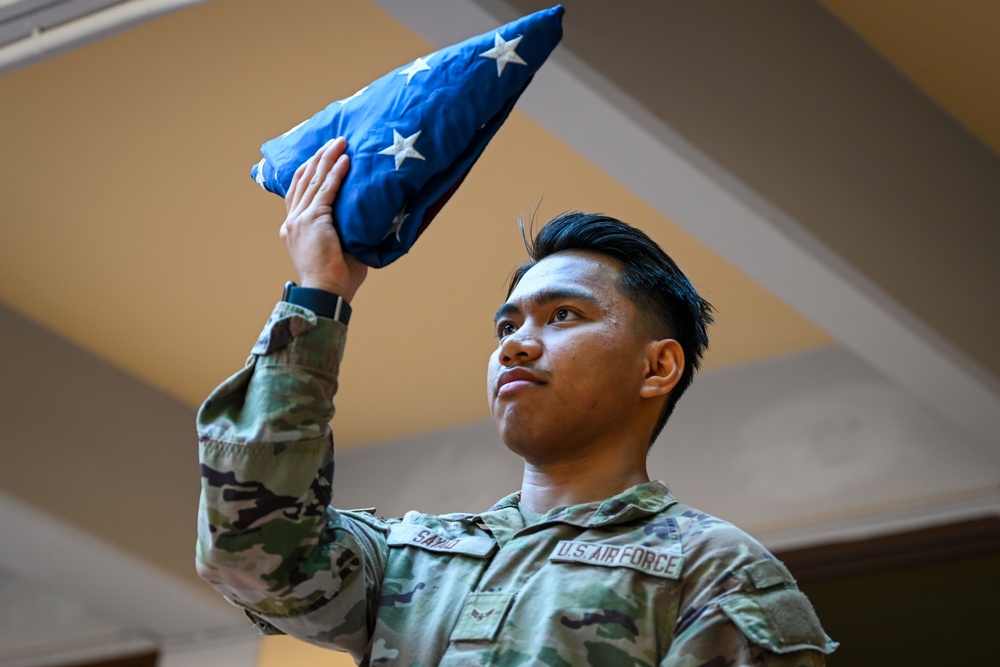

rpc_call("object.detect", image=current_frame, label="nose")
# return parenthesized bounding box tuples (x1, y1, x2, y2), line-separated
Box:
(498, 325, 542, 366)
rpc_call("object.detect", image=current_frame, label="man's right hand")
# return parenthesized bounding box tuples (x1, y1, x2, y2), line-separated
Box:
(280, 137, 368, 303)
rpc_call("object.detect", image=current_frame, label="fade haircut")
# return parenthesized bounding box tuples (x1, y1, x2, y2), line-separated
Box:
(508, 211, 714, 446)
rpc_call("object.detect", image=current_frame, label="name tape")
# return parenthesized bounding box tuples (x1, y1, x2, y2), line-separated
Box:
(387, 524, 496, 558)
(549, 540, 685, 580)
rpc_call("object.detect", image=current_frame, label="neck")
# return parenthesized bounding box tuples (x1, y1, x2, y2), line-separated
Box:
(518, 447, 650, 513)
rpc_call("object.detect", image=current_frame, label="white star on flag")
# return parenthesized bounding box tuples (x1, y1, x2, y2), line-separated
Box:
(379, 129, 426, 170)
(479, 32, 526, 76)
(398, 55, 433, 84)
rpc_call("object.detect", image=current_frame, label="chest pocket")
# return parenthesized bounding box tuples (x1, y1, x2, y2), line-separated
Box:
(379, 524, 497, 622)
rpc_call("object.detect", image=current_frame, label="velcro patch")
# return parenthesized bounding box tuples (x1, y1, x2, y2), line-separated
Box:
(745, 559, 794, 590)
(387, 524, 497, 558)
(549, 540, 685, 580)
(720, 589, 836, 655)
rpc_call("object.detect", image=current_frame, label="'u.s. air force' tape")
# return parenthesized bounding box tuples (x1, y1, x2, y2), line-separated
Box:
(250, 5, 564, 268)
(549, 540, 686, 580)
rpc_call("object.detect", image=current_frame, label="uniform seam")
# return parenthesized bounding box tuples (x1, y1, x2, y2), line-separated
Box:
(255, 359, 340, 377)
(198, 437, 329, 452)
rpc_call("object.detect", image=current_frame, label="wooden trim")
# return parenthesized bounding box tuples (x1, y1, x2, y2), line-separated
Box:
(775, 516, 1000, 584)
(60, 651, 158, 667)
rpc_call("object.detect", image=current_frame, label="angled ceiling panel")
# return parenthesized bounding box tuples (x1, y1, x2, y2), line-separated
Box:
(0, 0, 209, 73)
(0, 0, 128, 46)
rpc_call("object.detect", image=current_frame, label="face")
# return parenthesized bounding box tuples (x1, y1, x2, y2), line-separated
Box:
(487, 251, 653, 461)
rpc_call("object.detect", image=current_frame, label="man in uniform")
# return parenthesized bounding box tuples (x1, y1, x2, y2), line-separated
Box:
(196, 138, 837, 665)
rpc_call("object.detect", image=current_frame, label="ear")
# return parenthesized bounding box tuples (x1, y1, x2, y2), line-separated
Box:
(639, 339, 684, 399)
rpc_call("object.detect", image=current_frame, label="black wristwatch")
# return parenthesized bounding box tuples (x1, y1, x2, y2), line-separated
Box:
(282, 281, 352, 326)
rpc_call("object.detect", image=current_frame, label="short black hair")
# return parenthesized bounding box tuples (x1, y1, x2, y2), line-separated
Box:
(508, 211, 713, 445)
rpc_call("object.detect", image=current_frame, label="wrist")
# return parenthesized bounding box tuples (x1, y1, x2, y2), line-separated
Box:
(299, 273, 361, 303)
(282, 282, 353, 325)
(299, 277, 357, 303)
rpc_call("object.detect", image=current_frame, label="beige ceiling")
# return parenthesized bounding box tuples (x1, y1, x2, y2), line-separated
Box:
(821, 0, 1000, 157)
(0, 0, 833, 448)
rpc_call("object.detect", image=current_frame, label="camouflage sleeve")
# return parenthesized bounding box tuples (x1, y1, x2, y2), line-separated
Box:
(195, 302, 388, 660)
(662, 516, 837, 666)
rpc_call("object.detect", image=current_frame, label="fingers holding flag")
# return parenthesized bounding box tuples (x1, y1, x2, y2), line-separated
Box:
(280, 138, 368, 303)
(286, 137, 348, 214)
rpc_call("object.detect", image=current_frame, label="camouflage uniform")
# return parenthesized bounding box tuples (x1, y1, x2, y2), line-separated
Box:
(197, 302, 837, 666)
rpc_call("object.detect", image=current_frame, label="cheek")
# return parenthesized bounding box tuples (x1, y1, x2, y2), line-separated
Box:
(575, 333, 642, 392)
(486, 352, 501, 387)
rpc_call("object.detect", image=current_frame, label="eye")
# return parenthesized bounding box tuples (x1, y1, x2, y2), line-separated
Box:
(497, 321, 518, 339)
(553, 308, 578, 323)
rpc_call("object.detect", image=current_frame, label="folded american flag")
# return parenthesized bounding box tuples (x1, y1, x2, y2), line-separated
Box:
(250, 5, 564, 267)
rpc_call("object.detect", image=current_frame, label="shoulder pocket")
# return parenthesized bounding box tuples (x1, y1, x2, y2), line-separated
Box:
(720, 559, 837, 657)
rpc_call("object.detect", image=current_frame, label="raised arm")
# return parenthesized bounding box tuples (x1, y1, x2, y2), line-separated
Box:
(195, 138, 385, 661)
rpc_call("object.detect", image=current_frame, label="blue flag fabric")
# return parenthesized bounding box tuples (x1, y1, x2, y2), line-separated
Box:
(250, 5, 564, 267)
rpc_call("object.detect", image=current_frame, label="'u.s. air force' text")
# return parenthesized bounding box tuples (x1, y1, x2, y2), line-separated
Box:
(549, 540, 685, 579)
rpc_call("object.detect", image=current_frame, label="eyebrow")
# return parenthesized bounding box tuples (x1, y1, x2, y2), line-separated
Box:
(494, 287, 602, 325)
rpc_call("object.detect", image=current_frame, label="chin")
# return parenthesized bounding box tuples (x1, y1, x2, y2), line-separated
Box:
(496, 422, 555, 461)
(495, 420, 530, 456)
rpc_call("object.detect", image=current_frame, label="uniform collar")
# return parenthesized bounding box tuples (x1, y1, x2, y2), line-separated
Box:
(481, 480, 676, 533)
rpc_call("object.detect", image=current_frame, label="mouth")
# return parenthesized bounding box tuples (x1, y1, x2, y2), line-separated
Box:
(496, 368, 546, 397)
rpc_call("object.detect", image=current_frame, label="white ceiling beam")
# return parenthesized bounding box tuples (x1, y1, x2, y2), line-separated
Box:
(0, 0, 211, 73)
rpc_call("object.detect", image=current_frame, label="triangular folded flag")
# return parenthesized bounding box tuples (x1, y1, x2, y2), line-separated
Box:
(250, 5, 564, 267)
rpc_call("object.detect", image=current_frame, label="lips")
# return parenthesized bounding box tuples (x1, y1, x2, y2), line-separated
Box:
(496, 368, 546, 396)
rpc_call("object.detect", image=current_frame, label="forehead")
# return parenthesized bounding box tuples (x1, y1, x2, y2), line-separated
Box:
(508, 251, 624, 302)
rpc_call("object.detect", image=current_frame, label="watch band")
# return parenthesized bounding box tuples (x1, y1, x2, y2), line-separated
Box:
(282, 281, 352, 326)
